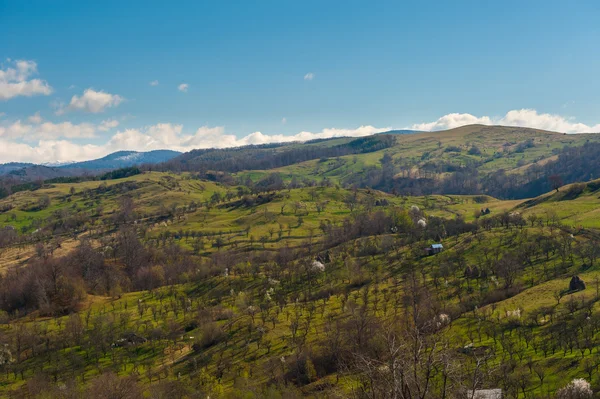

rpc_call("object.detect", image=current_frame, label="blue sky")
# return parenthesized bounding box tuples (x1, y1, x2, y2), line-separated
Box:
(1, 0, 600, 162)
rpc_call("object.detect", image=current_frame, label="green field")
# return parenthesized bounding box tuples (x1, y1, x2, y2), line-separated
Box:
(1, 163, 600, 397)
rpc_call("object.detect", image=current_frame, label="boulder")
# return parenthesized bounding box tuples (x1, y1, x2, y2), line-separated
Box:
(569, 275, 586, 291)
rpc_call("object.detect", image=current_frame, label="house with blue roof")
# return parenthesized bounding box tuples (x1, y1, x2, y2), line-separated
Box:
(425, 243, 444, 256)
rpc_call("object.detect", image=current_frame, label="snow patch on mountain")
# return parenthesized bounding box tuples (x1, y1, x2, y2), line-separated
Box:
(114, 152, 142, 162)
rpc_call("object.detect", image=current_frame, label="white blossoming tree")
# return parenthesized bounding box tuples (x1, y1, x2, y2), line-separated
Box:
(556, 378, 593, 399)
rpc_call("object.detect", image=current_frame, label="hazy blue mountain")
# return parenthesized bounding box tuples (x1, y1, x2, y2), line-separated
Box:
(58, 150, 181, 170)
(7, 165, 87, 181)
(0, 150, 181, 181)
(0, 163, 35, 175)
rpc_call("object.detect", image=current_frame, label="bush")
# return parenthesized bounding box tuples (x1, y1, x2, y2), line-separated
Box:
(134, 265, 166, 290)
(472, 195, 489, 204)
(0, 203, 14, 213)
(563, 183, 586, 200)
(514, 139, 535, 153)
(21, 195, 51, 212)
(444, 146, 462, 153)
(468, 146, 482, 155)
(86, 372, 143, 399)
(192, 322, 225, 351)
(184, 321, 199, 332)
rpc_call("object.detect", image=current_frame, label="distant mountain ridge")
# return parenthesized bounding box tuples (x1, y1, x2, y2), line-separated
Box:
(0, 162, 35, 175)
(59, 150, 181, 170)
(0, 150, 181, 181)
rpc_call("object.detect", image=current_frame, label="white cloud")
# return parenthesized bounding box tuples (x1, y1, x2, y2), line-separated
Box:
(499, 109, 600, 133)
(0, 139, 106, 164)
(0, 60, 53, 100)
(98, 119, 119, 131)
(410, 109, 600, 133)
(304, 73, 314, 81)
(410, 113, 493, 131)
(178, 83, 189, 92)
(28, 112, 43, 124)
(107, 124, 183, 151)
(65, 88, 124, 113)
(0, 120, 30, 139)
(0, 121, 394, 163)
(7, 107, 600, 165)
(1, 123, 393, 163)
(108, 124, 390, 152)
(150, 80, 159, 86)
(37, 121, 96, 139)
(0, 119, 96, 141)
(281, 117, 287, 125)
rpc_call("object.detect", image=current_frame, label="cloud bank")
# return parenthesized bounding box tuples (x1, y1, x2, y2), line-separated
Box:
(105, 124, 390, 154)
(0, 123, 390, 163)
(0, 60, 53, 100)
(410, 109, 600, 133)
(0, 119, 96, 141)
(3, 106, 600, 164)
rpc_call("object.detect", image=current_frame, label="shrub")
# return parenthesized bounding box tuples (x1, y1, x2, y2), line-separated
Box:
(134, 265, 166, 290)
(514, 139, 535, 153)
(564, 183, 586, 199)
(192, 322, 225, 351)
(444, 146, 462, 153)
(468, 146, 482, 155)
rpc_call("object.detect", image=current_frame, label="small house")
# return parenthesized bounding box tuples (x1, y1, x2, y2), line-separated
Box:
(431, 243, 443, 254)
(425, 243, 444, 256)
(469, 389, 502, 399)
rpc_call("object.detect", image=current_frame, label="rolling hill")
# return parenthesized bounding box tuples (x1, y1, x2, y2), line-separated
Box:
(1, 127, 600, 397)
(0, 165, 599, 397)
(220, 124, 600, 199)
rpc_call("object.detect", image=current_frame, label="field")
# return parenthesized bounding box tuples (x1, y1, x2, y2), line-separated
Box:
(2, 137, 600, 397)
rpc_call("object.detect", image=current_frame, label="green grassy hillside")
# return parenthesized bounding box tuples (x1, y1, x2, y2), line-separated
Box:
(233, 125, 600, 201)
(237, 125, 593, 175)
(1, 171, 600, 397)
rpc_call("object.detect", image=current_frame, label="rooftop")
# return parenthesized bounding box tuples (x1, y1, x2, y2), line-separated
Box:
(470, 389, 502, 399)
